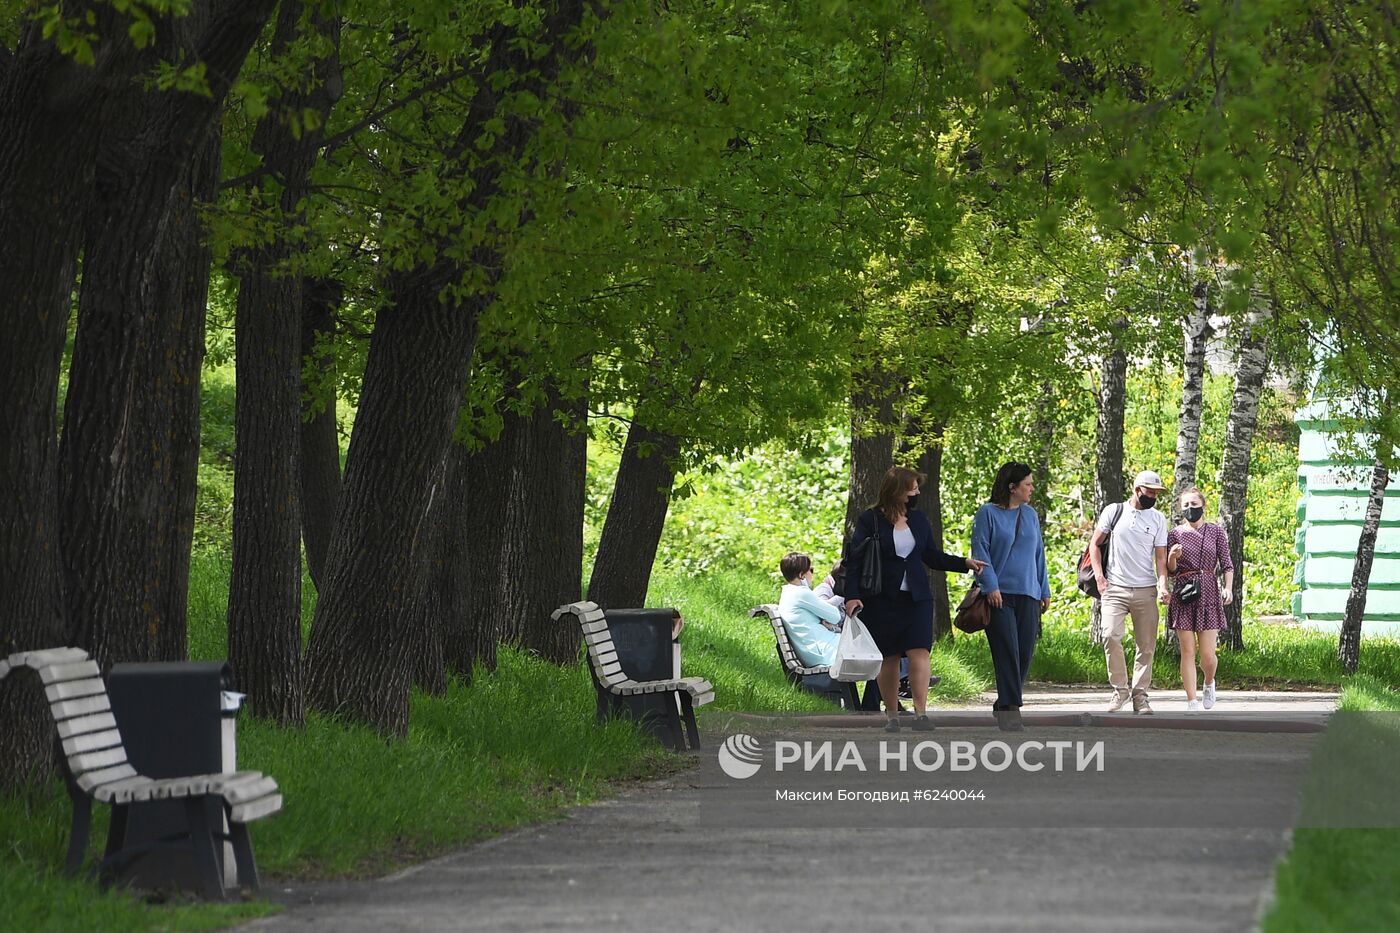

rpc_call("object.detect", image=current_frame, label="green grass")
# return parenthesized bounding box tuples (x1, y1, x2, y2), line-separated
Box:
(1261, 675, 1400, 932)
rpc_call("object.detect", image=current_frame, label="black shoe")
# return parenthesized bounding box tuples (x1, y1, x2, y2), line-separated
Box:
(910, 715, 935, 732)
(929, 675, 941, 687)
(883, 717, 901, 734)
(996, 710, 1024, 733)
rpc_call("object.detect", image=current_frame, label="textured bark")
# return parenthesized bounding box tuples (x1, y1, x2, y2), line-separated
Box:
(916, 434, 954, 641)
(1217, 303, 1270, 651)
(1339, 460, 1389, 672)
(846, 364, 900, 535)
(300, 279, 344, 592)
(303, 281, 484, 733)
(408, 454, 450, 696)
(0, 12, 135, 790)
(1173, 279, 1214, 511)
(1089, 324, 1129, 645)
(227, 1, 341, 725)
(588, 420, 681, 611)
(501, 389, 588, 663)
(451, 435, 513, 679)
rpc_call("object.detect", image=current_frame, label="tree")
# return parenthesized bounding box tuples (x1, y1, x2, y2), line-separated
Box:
(1216, 297, 1270, 650)
(304, 1, 602, 735)
(1089, 322, 1128, 645)
(226, 0, 342, 726)
(1339, 458, 1391, 673)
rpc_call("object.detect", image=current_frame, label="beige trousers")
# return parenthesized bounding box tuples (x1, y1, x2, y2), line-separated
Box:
(1101, 584, 1159, 697)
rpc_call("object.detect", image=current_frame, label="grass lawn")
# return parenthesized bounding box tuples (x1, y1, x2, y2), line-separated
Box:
(1261, 675, 1400, 932)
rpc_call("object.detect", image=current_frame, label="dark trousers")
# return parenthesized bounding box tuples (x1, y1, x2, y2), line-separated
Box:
(987, 594, 1040, 710)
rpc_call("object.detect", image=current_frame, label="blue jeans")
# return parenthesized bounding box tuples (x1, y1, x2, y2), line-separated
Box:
(987, 594, 1040, 709)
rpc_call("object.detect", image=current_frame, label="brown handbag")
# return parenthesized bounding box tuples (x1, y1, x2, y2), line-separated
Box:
(953, 584, 992, 633)
(953, 506, 1022, 634)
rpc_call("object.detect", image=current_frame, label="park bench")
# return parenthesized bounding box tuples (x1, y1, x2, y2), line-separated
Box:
(749, 604, 860, 708)
(0, 647, 282, 899)
(552, 600, 714, 751)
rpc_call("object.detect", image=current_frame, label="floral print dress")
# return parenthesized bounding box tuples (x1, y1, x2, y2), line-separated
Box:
(1166, 522, 1233, 632)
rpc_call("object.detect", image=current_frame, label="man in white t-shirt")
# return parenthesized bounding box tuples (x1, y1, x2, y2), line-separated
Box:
(1089, 470, 1170, 714)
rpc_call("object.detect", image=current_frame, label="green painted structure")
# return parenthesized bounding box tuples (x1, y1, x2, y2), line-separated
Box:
(1293, 400, 1400, 624)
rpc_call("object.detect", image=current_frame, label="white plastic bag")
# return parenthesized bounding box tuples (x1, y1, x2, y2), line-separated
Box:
(829, 613, 884, 681)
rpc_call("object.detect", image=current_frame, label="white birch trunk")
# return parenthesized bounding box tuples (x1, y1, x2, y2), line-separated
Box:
(1216, 297, 1270, 650)
(1339, 459, 1390, 673)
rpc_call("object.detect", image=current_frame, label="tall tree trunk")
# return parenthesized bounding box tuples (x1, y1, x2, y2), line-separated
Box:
(227, 0, 341, 725)
(1173, 278, 1214, 509)
(1090, 324, 1129, 645)
(0, 12, 146, 792)
(1217, 302, 1270, 651)
(451, 433, 514, 679)
(916, 431, 954, 641)
(409, 454, 451, 696)
(57, 1, 276, 670)
(588, 420, 681, 611)
(846, 363, 899, 535)
(432, 442, 473, 681)
(1339, 459, 1389, 672)
(300, 279, 344, 593)
(501, 388, 588, 663)
(303, 284, 483, 734)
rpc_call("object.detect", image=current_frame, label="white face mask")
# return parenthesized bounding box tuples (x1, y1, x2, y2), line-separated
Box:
(798, 576, 811, 588)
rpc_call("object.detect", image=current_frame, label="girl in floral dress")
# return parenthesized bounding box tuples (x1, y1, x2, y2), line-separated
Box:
(1166, 487, 1235, 711)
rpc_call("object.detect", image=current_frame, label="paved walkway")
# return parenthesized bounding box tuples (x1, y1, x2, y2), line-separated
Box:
(246, 689, 1336, 933)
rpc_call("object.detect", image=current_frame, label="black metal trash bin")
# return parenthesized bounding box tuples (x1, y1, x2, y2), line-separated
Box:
(600, 609, 680, 746)
(106, 661, 233, 892)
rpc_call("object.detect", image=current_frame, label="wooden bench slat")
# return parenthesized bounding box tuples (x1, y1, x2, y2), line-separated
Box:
(222, 776, 279, 805)
(68, 746, 128, 775)
(39, 660, 102, 686)
(50, 693, 112, 720)
(45, 677, 107, 702)
(230, 793, 283, 824)
(76, 763, 138, 794)
(56, 711, 117, 738)
(61, 729, 124, 757)
(91, 776, 156, 804)
(6, 647, 90, 670)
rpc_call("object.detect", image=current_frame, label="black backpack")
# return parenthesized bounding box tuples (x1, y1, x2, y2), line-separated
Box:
(1076, 502, 1125, 598)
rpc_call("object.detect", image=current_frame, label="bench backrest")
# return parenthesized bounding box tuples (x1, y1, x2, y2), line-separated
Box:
(0, 648, 138, 794)
(749, 605, 827, 675)
(552, 601, 630, 688)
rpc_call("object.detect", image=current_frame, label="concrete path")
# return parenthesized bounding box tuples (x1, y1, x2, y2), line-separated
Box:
(245, 692, 1335, 933)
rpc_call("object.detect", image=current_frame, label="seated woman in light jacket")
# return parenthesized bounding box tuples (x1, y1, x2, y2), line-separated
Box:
(777, 552, 844, 667)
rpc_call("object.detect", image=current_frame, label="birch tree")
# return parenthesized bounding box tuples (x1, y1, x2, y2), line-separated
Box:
(1216, 297, 1271, 650)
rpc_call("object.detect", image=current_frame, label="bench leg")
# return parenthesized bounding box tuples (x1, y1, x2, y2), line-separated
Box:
(661, 694, 686, 751)
(184, 797, 227, 900)
(228, 816, 261, 893)
(63, 776, 92, 877)
(104, 803, 129, 861)
(678, 692, 701, 750)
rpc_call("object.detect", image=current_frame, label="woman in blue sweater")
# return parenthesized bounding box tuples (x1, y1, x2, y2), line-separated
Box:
(970, 462, 1051, 732)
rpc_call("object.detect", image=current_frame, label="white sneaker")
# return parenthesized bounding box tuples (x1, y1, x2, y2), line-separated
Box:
(1203, 683, 1216, 710)
(1187, 699, 1203, 712)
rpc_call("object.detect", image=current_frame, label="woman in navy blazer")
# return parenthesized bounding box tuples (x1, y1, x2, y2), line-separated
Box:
(845, 466, 985, 733)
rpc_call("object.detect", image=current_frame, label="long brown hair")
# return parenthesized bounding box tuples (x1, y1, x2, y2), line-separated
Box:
(875, 466, 925, 525)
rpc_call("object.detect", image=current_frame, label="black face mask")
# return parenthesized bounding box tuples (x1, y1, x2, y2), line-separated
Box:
(1138, 493, 1158, 509)
(905, 493, 920, 511)
(1184, 505, 1205, 522)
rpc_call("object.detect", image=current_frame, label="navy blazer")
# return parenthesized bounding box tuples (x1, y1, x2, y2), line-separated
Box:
(845, 507, 970, 602)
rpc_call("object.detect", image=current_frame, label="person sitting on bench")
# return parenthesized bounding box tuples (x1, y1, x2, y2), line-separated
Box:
(776, 552, 844, 668)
